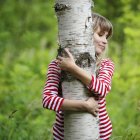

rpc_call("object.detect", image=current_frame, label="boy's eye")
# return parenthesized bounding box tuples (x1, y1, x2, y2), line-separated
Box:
(98, 33, 103, 36)
(98, 33, 109, 39)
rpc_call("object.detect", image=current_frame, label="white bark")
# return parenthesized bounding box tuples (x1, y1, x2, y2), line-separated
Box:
(55, 0, 99, 139)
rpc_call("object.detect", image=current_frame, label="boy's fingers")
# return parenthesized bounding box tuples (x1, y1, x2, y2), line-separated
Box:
(95, 108, 99, 112)
(92, 111, 97, 117)
(57, 56, 63, 61)
(64, 48, 73, 59)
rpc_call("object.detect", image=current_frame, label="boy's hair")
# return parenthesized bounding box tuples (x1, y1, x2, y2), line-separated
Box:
(92, 13, 113, 39)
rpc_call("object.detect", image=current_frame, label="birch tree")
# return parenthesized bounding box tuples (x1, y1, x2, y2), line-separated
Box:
(54, 0, 99, 139)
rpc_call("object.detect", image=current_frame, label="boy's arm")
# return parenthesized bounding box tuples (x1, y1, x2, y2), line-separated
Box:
(42, 60, 99, 115)
(57, 49, 114, 97)
(61, 97, 99, 116)
(42, 60, 64, 112)
(87, 59, 114, 97)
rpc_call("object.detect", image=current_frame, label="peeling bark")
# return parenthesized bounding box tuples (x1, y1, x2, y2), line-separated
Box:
(55, 0, 99, 139)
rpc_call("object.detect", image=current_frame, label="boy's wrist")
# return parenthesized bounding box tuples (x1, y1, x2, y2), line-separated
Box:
(82, 100, 88, 111)
(60, 62, 75, 72)
(68, 62, 77, 72)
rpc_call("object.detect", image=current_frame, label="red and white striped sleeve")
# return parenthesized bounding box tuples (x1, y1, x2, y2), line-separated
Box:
(42, 60, 64, 112)
(88, 59, 114, 97)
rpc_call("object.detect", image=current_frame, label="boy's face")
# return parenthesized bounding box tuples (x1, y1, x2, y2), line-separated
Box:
(93, 27, 108, 56)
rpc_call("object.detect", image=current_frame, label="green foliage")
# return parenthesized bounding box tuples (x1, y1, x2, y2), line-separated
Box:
(0, 0, 140, 139)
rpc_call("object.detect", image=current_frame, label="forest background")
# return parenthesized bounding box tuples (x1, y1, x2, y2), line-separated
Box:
(0, 0, 140, 140)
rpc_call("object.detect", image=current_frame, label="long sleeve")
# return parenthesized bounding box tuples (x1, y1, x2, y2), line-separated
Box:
(42, 60, 64, 112)
(87, 59, 114, 98)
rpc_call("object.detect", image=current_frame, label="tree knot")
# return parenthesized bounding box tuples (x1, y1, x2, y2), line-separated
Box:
(75, 52, 95, 67)
(54, 3, 71, 12)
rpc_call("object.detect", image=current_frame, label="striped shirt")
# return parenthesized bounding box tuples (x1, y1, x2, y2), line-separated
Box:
(42, 59, 114, 140)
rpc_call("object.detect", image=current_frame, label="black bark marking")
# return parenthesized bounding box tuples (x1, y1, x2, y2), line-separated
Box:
(57, 47, 68, 58)
(54, 3, 71, 12)
(85, 16, 92, 29)
(75, 52, 95, 67)
(61, 71, 76, 82)
(57, 47, 63, 57)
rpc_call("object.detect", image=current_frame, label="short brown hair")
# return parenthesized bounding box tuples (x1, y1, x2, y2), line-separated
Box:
(92, 13, 113, 39)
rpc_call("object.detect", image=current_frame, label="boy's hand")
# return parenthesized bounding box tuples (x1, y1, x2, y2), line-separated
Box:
(85, 97, 99, 117)
(57, 48, 76, 71)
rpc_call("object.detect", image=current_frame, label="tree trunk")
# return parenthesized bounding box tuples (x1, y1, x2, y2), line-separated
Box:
(55, 0, 99, 139)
